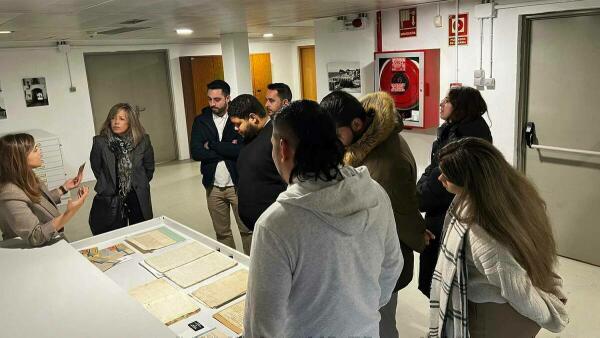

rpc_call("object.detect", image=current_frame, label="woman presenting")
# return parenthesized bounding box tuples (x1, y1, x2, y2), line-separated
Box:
(89, 103, 155, 235)
(0, 133, 89, 247)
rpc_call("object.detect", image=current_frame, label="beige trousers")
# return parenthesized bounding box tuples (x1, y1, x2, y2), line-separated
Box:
(468, 301, 541, 338)
(206, 186, 252, 255)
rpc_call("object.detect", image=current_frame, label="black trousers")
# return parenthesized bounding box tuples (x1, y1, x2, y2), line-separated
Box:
(113, 190, 145, 229)
(418, 215, 444, 298)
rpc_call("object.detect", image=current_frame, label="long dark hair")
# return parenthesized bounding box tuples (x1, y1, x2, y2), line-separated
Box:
(446, 86, 487, 122)
(439, 137, 559, 294)
(272, 100, 344, 182)
(0, 133, 41, 202)
(100, 103, 146, 145)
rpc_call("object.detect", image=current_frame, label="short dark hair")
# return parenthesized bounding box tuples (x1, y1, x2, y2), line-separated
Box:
(320, 90, 367, 127)
(229, 94, 267, 119)
(207, 80, 230, 96)
(446, 86, 487, 122)
(272, 100, 344, 183)
(267, 83, 292, 101)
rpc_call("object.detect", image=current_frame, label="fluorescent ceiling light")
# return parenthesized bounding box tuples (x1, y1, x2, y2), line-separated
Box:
(263, 33, 274, 38)
(176, 28, 193, 35)
(0, 31, 14, 34)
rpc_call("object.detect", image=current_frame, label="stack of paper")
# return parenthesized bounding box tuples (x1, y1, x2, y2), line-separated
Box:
(128, 279, 200, 325)
(144, 241, 214, 273)
(192, 270, 248, 308)
(165, 252, 237, 288)
(126, 227, 183, 253)
(213, 300, 245, 335)
(79, 243, 134, 272)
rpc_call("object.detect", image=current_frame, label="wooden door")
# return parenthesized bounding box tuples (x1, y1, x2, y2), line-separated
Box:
(250, 53, 272, 106)
(180, 55, 224, 143)
(299, 46, 317, 100)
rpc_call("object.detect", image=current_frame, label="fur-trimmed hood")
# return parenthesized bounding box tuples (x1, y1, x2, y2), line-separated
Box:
(344, 92, 403, 166)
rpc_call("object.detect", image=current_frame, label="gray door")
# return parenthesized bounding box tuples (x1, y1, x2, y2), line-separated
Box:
(520, 11, 600, 266)
(85, 50, 178, 163)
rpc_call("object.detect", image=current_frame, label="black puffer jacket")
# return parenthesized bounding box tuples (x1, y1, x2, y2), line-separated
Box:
(416, 116, 492, 296)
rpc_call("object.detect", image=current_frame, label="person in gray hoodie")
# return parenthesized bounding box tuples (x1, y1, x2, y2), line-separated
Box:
(244, 100, 403, 338)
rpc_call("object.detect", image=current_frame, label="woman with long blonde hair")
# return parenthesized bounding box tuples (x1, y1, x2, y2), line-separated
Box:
(0, 133, 89, 247)
(429, 137, 568, 338)
(89, 103, 155, 235)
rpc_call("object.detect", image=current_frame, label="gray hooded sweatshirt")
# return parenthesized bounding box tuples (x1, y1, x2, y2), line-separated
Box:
(244, 165, 403, 338)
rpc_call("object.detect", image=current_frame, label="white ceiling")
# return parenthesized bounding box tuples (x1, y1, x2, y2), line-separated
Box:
(0, 0, 435, 46)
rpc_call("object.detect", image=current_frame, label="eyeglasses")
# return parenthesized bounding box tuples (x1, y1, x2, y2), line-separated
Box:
(34, 143, 41, 151)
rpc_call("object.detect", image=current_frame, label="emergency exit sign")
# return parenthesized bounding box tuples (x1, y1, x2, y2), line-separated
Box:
(449, 13, 469, 45)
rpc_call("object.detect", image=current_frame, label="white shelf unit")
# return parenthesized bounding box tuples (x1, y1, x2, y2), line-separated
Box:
(27, 129, 68, 205)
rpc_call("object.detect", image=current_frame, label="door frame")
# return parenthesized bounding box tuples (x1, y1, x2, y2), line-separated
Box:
(515, 9, 600, 172)
(83, 49, 179, 161)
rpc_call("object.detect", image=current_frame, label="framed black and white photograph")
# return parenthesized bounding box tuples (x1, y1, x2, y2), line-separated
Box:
(327, 62, 361, 93)
(0, 81, 6, 120)
(23, 77, 49, 107)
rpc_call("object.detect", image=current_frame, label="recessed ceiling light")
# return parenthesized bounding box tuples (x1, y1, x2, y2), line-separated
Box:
(0, 31, 14, 34)
(263, 33, 274, 38)
(176, 28, 193, 35)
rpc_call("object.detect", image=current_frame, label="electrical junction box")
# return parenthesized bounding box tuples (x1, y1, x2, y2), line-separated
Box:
(475, 3, 496, 18)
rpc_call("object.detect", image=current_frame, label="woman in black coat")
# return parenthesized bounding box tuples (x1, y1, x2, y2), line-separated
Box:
(89, 103, 155, 235)
(417, 86, 493, 297)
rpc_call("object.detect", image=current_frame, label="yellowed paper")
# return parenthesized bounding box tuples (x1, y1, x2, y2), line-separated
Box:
(213, 300, 245, 335)
(128, 279, 200, 325)
(192, 270, 248, 308)
(127, 229, 176, 252)
(145, 241, 214, 273)
(165, 252, 237, 288)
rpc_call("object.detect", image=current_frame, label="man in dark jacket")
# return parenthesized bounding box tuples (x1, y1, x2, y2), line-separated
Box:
(321, 91, 429, 338)
(228, 94, 287, 237)
(189, 80, 251, 254)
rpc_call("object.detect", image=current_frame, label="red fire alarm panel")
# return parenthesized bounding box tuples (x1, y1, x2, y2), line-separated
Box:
(374, 49, 440, 129)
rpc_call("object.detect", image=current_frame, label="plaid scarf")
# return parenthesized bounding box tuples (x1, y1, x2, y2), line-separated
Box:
(429, 205, 469, 338)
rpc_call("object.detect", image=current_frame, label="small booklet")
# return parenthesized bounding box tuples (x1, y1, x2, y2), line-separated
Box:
(192, 270, 248, 308)
(165, 252, 237, 289)
(126, 227, 184, 253)
(128, 279, 200, 326)
(213, 300, 245, 335)
(144, 241, 214, 273)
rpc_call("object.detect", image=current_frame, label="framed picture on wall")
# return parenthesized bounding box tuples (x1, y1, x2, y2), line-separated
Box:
(0, 81, 6, 120)
(327, 62, 361, 93)
(23, 77, 49, 107)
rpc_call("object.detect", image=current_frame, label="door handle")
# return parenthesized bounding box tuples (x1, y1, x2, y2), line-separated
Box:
(525, 122, 537, 147)
(135, 105, 147, 113)
(526, 121, 600, 156)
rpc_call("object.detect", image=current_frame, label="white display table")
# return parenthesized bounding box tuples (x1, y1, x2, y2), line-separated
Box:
(71, 216, 250, 337)
(0, 239, 175, 338)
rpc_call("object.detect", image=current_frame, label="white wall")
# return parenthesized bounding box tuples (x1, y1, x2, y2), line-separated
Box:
(0, 39, 313, 182)
(314, 15, 377, 101)
(314, 0, 600, 168)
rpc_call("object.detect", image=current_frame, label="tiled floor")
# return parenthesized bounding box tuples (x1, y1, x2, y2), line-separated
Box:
(62, 160, 597, 337)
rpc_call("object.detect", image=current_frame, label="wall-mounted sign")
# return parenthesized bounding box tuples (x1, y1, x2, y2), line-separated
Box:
(449, 13, 469, 46)
(399, 8, 417, 38)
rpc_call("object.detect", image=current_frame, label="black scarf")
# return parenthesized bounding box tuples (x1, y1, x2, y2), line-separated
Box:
(107, 131, 134, 201)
